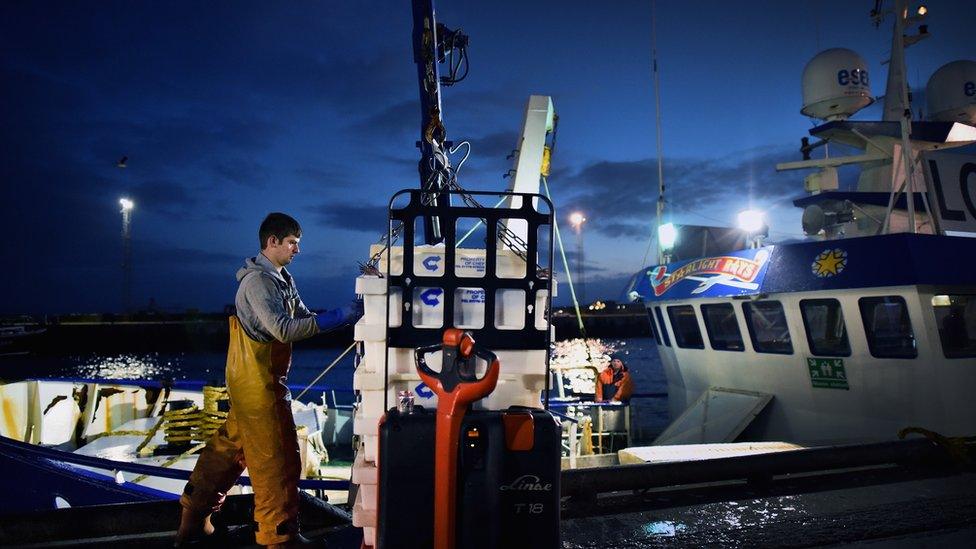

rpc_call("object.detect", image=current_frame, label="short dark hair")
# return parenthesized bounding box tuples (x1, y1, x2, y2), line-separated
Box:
(259, 213, 302, 249)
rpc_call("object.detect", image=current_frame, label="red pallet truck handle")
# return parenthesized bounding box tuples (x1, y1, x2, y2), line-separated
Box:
(415, 328, 499, 549)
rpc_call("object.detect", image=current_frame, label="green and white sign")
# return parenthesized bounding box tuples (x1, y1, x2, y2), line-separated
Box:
(807, 358, 849, 390)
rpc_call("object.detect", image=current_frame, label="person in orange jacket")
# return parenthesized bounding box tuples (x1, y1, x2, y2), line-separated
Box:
(595, 354, 633, 403)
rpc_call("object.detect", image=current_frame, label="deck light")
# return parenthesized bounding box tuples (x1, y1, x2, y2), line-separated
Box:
(737, 209, 765, 233)
(658, 222, 677, 250)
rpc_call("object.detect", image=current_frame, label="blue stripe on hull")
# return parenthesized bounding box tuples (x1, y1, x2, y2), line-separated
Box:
(761, 233, 976, 293)
(630, 234, 976, 302)
(0, 439, 173, 513)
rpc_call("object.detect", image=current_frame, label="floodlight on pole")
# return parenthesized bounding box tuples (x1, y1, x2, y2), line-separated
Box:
(569, 211, 586, 230)
(120, 197, 134, 313)
(568, 211, 587, 302)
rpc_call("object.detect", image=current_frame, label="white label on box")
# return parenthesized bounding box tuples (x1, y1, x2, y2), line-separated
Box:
(457, 255, 486, 273)
(460, 289, 485, 303)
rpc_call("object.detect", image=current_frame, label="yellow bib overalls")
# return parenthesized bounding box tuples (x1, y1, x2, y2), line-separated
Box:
(180, 315, 302, 545)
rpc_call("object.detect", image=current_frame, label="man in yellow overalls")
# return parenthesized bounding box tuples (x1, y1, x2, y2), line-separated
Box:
(175, 212, 360, 547)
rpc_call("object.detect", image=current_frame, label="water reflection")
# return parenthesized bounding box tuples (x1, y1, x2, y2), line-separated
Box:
(72, 352, 181, 380)
(714, 495, 808, 530)
(642, 520, 687, 536)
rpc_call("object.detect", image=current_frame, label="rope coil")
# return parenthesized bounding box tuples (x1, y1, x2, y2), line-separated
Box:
(156, 385, 231, 446)
(128, 386, 230, 483)
(899, 426, 976, 465)
(196, 385, 230, 442)
(162, 406, 200, 444)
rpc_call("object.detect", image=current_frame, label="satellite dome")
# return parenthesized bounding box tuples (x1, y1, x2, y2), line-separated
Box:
(802, 205, 826, 235)
(926, 60, 976, 125)
(801, 48, 874, 121)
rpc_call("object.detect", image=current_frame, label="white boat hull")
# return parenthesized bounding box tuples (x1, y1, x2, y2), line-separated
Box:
(654, 284, 976, 445)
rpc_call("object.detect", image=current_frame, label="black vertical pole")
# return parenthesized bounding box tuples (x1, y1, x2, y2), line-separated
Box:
(412, 0, 445, 245)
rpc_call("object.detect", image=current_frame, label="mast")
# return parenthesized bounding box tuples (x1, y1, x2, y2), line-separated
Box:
(412, 0, 470, 245)
(652, 0, 666, 263)
(412, 0, 446, 244)
(878, 0, 928, 233)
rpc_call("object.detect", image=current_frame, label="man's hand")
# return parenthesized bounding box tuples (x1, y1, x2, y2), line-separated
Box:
(314, 299, 364, 333)
(340, 298, 364, 325)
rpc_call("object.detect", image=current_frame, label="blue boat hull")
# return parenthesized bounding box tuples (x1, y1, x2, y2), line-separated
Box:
(0, 436, 175, 514)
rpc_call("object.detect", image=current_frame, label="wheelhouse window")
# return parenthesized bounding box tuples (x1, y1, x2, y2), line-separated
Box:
(701, 303, 744, 351)
(800, 299, 851, 356)
(932, 294, 976, 358)
(858, 296, 917, 359)
(742, 300, 793, 354)
(646, 308, 662, 345)
(654, 306, 671, 347)
(667, 305, 704, 349)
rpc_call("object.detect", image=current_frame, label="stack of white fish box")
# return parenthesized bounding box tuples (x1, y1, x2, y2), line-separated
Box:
(350, 243, 554, 548)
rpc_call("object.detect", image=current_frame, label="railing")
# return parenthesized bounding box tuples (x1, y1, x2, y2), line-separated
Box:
(31, 376, 357, 407)
(549, 391, 670, 457)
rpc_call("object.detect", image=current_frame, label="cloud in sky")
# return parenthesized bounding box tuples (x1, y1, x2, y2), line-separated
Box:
(4, 0, 972, 314)
(294, 164, 359, 190)
(551, 145, 803, 240)
(310, 202, 389, 233)
(465, 131, 520, 167)
(128, 179, 198, 217)
(346, 100, 421, 138)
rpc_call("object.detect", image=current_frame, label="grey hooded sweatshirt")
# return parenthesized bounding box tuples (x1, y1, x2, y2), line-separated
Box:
(235, 253, 318, 343)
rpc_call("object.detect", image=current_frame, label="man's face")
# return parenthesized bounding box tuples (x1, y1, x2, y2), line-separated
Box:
(611, 358, 624, 370)
(265, 234, 301, 268)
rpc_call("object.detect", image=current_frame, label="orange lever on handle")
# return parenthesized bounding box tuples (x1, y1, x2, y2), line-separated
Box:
(414, 330, 499, 549)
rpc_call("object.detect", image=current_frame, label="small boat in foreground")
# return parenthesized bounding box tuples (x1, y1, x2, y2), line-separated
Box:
(0, 377, 353, 514)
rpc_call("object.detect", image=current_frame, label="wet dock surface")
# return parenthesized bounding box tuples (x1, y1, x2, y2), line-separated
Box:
(3, 465, 975, 547)
(561, 468, 976, 547)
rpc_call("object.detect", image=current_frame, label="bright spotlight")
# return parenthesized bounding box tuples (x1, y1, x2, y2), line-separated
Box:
(119, 198, 134, 211)
(569, 212, 586, 228)
(917, 5, 927, 16)
(658, 222, 678, 249)
(737, 209, 765, 233)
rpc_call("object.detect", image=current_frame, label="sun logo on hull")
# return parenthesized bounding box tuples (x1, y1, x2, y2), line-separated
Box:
(811, 248, 847, 277)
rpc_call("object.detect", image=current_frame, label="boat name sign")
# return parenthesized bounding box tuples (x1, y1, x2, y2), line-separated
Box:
(647, 248, 772, 298)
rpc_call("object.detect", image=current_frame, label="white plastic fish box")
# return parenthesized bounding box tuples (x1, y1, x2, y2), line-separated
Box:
(369, 244, 550, 331)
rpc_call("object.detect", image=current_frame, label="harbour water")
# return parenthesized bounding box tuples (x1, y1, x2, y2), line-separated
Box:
(2, 336, 671, 445)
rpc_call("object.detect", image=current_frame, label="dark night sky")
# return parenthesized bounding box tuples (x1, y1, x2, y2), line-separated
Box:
(2, 1, 972, 314)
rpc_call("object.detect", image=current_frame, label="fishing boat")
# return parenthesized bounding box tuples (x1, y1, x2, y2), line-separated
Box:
(6, 2, 976, 547)
(0, 4, 570, 535)
(0, 323, 46, 356)
(0, 377, 354, 514)
(626, 0, 976, 446)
